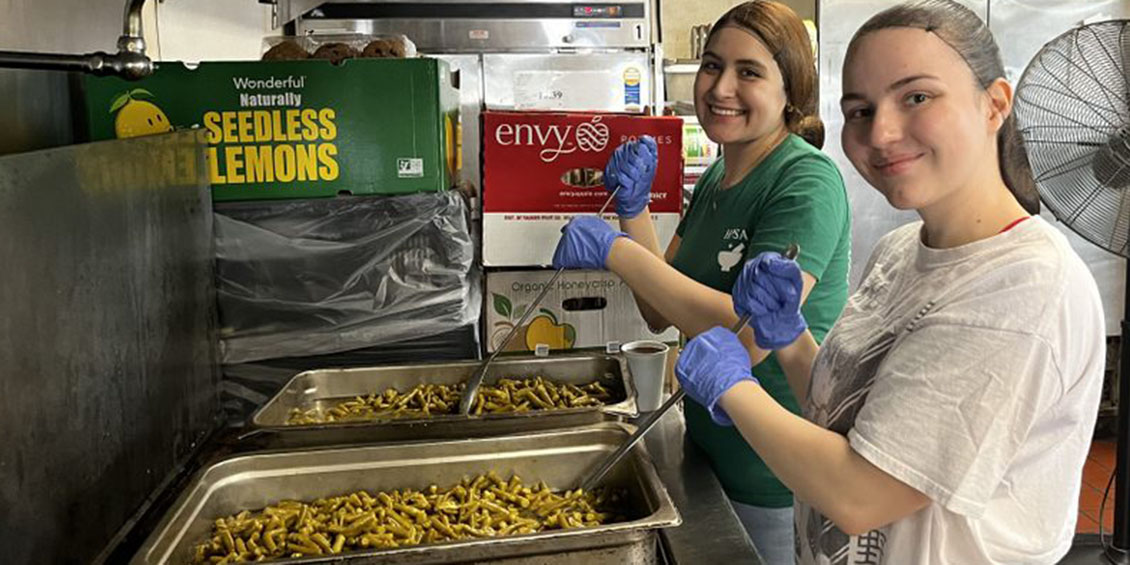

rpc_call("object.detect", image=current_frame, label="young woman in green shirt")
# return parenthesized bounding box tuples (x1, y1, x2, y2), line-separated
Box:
(551, 1, 851, 562)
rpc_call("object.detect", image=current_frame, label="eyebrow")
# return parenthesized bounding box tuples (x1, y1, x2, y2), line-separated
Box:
(701, 51, 769, 70)
(841, 74, 941, 103)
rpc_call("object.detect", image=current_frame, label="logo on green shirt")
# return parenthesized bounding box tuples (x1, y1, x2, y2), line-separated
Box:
(718, 228, 749, 272)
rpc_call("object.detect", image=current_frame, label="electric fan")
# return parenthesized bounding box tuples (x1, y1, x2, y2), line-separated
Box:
(1013, 19, 1130, 561)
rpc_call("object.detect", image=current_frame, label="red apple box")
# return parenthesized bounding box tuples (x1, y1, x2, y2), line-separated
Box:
(482, 111, 684, 214)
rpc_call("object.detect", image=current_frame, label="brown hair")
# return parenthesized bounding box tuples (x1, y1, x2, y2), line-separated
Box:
(847, 0, 1040, 213)
(706, 1, 825, 148)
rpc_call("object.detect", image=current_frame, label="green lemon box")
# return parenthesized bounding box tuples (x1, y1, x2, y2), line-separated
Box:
(81, 57, 458, 201)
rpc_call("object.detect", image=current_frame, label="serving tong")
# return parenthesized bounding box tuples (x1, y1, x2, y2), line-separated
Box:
(578, 243, 800, 492)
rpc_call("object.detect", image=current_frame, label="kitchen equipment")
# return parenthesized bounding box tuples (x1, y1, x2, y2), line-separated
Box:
(248, 352, 637, 447)
(459, 187, 620, 415)
(990, 0, 1130, 338)
(579, 243, 799, 492)
(280, 0, 654, 51)
(131, 423, 680, 564)
(1011, 17, 1130, 557)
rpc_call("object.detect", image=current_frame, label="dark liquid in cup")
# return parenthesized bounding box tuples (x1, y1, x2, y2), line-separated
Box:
(629, 346, 665, 354)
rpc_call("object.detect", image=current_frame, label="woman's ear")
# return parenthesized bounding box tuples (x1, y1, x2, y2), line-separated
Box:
(985, 77, 1013, 134)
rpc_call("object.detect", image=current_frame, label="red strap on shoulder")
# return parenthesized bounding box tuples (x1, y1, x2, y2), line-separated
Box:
(999, 216, 1031, 234)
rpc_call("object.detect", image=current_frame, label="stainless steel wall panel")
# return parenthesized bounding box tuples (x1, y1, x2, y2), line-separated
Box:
(0, 131, 219, 564)
(817, 0, 987, 290)
(991, 0, 1130, 335)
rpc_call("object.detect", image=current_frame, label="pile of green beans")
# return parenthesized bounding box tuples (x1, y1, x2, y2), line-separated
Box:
(191, 471, 624, 563)
(286, 377, 613, 425)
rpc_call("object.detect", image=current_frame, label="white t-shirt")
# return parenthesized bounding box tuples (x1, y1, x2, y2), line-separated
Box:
(796, 217, 1105, 564)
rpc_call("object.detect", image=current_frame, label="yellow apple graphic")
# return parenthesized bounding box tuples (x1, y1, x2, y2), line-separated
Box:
(491, 293, 576, 351)
(524, 312, 576, 350)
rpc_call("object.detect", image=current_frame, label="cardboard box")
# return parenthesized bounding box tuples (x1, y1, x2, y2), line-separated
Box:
(484, 269, 679, 353)
(482, 111, 683, 266)
(82, 58, 458, 201)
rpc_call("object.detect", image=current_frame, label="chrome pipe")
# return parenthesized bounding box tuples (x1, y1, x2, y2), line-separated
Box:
(124, 0, 146, 39)
(0, 0, 153, 80)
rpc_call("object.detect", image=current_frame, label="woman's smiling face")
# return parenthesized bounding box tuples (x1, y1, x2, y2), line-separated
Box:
(694, 25, 789, 147)
(840, 27, 1001, 211)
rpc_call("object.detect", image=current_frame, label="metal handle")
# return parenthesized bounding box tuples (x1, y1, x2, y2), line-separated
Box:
(458, 267, 564, 415)
(727, 243, 799, 333)
(580, 388, 684, 492)
(578, 242, 800, 490)
(459, 187, 623, 415)
(579, 308, 752, 492)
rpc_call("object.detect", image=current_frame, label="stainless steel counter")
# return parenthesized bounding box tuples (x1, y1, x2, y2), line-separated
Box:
(639, 405, 764, 564)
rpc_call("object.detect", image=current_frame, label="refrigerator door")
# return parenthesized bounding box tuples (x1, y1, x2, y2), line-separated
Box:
(483, 52, 652, 113)
(817, 0, 987, 290)
(991, 0, 1130, 336)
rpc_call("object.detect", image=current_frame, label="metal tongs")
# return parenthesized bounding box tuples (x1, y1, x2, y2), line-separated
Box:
(578, 243, 800, 492)
(458, 187, 623, 415)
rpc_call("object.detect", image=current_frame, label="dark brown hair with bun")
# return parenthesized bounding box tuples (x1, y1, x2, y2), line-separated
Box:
(706, 1, 824, 148)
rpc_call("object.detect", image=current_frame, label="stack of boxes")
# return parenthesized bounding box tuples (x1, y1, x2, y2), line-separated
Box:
(80, 52, 691, 417)
(480, 111, 684, 354)
(81, 57, 481, 421)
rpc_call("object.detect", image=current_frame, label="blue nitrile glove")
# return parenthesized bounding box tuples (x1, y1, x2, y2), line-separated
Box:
(603, 136, 659, 219)
(676, 326, 760, 426)
(552, 216, 628, 270)
(733, 251, 807, 350)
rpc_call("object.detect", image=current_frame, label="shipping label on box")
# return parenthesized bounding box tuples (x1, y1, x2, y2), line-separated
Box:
(485, 269, 679, 353)
(82, 58, 458, 201)
(482, 213, 681, 266)
(482, 111, 684, 266)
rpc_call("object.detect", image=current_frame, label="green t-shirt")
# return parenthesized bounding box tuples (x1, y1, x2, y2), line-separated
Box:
(671, 133, 851, 508)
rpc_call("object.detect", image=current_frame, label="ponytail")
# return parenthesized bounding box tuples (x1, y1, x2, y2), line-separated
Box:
(999, 113, 1040, 214)
(792, 114, 826, 149)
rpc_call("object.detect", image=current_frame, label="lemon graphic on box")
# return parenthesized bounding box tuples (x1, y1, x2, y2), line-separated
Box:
(110, 88, 173, 139)
(491, 293, 576, 351)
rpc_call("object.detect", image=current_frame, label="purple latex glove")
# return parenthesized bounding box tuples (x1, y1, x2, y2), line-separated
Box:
(733, 251, 807, 350)
(603, 136, 659, 219)
(676, 326, 760, 426)
(552, 216, 628, 270)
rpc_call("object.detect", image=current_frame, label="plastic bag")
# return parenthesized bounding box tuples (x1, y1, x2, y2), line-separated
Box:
(214, 191, 479, 364)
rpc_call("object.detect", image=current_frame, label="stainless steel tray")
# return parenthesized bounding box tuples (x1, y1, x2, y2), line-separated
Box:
(132, 423, 680, 564)
(245, 353, 638, 447)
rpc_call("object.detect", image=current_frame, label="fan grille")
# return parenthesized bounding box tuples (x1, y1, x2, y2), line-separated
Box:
(1015, 20, 1130, 257)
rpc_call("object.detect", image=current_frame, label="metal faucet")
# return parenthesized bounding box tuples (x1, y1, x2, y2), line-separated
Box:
(0, 0, 154, 80)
